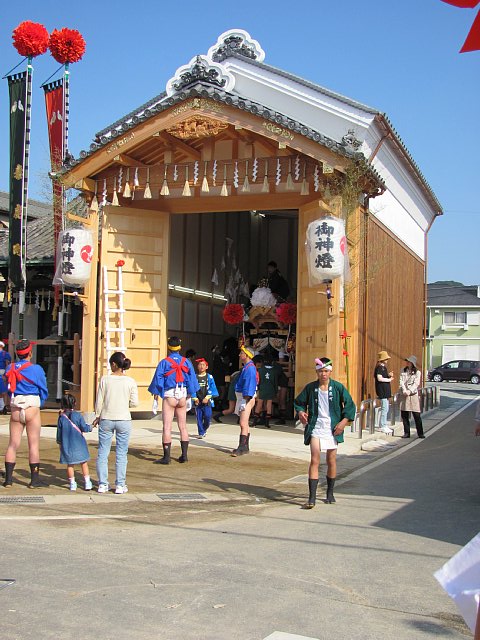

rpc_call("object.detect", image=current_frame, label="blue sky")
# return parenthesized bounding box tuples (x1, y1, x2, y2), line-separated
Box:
(1, 0, 479, 284)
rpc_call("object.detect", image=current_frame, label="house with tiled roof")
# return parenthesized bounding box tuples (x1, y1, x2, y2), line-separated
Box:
(57, 28, 442, 411)
(427, 281, 480, 368)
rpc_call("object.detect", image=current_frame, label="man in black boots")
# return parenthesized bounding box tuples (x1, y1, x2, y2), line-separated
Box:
(148, 336, 199, 464)
(3, 339, 48, 488)
(294, 357, 356, 508)
(231, 345, 258, 457)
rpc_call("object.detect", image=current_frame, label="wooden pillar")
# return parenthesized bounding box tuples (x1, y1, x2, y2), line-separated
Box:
(296, 199, 345, 396)
(79, 211, 99, 412)
(73, 332, 80, 388)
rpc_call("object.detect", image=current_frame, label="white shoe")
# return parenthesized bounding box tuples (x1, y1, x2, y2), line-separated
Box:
(69, 481, 77, 491)
(97, 483, 110, 493)
(84, 478, 93, 491)
(115, 485, 128, 494)
(381, 427, 393, 435)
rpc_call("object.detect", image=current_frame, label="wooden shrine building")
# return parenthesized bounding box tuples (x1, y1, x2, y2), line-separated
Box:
(59, 29, 442, 412)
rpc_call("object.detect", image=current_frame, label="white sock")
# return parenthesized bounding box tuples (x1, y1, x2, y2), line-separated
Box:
(69, 478, 76, 485)
(84, 475, 90, 482)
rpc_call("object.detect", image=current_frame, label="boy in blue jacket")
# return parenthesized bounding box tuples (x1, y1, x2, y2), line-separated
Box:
(232, 345, 259, 457)
(194, 358, 219, 438)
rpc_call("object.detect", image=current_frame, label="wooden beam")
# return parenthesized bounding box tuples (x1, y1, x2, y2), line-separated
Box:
(155, 131, 201, 160)
(74, 177, 96, 192)
(112, 153, 147, 167)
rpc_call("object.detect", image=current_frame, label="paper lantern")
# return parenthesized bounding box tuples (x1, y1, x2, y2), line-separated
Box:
(53, 229, 93, 287)
(305, 216, 346, 283)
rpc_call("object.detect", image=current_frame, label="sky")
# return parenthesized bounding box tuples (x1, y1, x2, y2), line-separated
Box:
(0, 0, 479, 285)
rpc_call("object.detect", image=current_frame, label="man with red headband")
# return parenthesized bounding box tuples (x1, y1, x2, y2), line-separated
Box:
(231, 345, 259, 456)
(294, 357, 355, 507)
(148, 336, 199, 464)
(193, 358, 219, 438)
(3, 339, 48, 488)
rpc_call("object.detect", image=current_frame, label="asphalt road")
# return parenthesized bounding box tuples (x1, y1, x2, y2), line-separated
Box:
(0, 395, 478, 640)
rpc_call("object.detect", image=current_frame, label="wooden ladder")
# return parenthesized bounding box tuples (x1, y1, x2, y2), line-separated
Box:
(103, 264, 126, 372)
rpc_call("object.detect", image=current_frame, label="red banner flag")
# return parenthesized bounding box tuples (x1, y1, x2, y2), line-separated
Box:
(44, 79, 64, 299)
(441, 1, 478, 7)
(441, 0, 480, 52)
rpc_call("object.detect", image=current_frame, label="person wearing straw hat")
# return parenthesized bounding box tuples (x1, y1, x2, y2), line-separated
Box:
(3, 339, 48, 488)
(375, 350, 394, 435)
(148, 336, 199, 464)
(399, 355, 425, 439)
(294, 357, 356, 507)
(231, 345, 259, 456)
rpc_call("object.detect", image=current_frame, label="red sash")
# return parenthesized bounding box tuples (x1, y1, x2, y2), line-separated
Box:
(164, 357, 189, 384)
(6, 362, 34, 394)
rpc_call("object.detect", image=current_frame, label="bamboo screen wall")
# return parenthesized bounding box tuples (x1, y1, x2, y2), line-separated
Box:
(359, 215, 425, 400)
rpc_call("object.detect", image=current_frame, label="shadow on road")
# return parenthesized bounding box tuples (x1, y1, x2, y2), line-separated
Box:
(340, 401, 480, 546)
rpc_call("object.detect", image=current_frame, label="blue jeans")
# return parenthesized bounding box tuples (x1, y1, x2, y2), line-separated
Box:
(379, 398, 389, 429)
(196, 403, 212, 436)
(96, 419, 131, 487)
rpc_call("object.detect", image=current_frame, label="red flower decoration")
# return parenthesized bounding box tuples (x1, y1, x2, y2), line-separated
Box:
(276, 303, 297, 325)
(222, 304, 244, 325)
(12, 21, 49, 58)
(49, 28, 86, 64)
(342, 349, 349, 357)
(116, 260, 125, 267)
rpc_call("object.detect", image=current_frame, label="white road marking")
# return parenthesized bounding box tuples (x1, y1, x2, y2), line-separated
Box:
(263, 633, 320, 640)
(0, 514, 147, 521)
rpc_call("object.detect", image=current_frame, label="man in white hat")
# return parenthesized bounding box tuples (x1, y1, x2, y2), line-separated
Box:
(375, 350, 394, 435)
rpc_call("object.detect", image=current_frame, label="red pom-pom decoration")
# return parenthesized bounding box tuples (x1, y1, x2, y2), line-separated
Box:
(116, 260, 125, 267)
(222, 304, 244, 325)
(12, 21, 49, 58)
(49, 28, 86, 64)
(276, 303, 297, 325)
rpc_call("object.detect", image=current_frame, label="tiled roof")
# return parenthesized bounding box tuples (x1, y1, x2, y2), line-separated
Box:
(63, 83, 386, 193)
(427, 283, 480, 307)
(0, 191, 52, 219)
(0, 215, 54, 265)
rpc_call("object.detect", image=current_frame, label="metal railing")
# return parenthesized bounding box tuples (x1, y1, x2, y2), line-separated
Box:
(352, 386, 439, 439)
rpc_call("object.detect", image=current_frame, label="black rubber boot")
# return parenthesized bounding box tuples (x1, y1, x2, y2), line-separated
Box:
(3, 462, 15, 487)
(231, 434, 249, 457)
(178, 440, 189, 463)
(154, 442, 171, 465)
(303, 478, 318, 509)
(213, 413, 223, 424)
(325, 476, 336, 504)
(265, 414, 272, 429)
(28, 463, 43, 489)
(246, 433, 250, 451)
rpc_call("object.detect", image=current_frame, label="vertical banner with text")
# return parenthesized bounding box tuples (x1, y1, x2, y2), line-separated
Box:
(44, 78, 65, 295)
(8, 72, 28, 290)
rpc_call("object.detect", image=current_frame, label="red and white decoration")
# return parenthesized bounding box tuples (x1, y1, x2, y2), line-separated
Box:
(53, 229, 93, 287)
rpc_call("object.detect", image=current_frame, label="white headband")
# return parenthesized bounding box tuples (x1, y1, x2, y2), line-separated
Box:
(315, 358, 333, 371)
